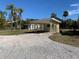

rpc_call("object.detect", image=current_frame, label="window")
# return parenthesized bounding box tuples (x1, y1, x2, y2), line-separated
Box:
(47, 24, 50, 27)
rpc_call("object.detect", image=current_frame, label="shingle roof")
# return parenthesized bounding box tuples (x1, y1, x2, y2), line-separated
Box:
(29, 18, 61, 24)
(29, 20, 50, 24)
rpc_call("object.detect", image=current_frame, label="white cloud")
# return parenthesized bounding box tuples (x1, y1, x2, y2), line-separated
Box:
(70, 3, 79, 7)
(69, 3, 79, 16)
(69, 9, 79, 15)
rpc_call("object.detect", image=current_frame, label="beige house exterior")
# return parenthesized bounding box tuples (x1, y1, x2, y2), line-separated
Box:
(28, 18, 61, 33)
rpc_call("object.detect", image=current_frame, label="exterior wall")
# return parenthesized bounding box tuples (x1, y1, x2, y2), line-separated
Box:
(56, 24, 60, 33)
(50, 23, 57, 33)
(28, 20, 60, 33)
(28, 24, 44, 30)
(28, 24, 35, 30)
(51, 20, 60, 33)
(51, 23, 60, 33)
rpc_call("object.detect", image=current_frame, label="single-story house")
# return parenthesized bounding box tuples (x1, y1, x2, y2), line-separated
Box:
(27, 18, 61, 33)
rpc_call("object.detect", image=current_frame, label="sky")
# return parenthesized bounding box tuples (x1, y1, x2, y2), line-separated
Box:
(0, 0, 79, 20)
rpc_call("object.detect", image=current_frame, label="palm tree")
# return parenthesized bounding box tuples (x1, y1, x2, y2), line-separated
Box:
(6, 4, 14, 16)
(13, 11, 17, 30)
(6, 4, 14, 30)
(0, 11, 7, 29)
(77, 16, 79, 28)
(0, 11, 3, 19)
(2, 11, 7, 20)
(6, 4, 23, 30)
(51, 13, 57, 18)
(61, 10, 69, 29)
(63, 11, 69, 20)
(16, 8, 23, 30)
(0, 11, 7, 19)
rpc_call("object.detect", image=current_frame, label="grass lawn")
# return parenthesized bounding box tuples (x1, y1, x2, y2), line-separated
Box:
(49, 33, 79, 47)
(0, 29, 47, 35)
(0, 29, 31, 35)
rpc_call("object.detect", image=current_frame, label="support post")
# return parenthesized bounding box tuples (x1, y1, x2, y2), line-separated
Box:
(50, 23, 52, 33)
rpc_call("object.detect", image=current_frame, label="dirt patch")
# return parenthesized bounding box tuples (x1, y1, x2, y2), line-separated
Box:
(49, 33, 79, 47)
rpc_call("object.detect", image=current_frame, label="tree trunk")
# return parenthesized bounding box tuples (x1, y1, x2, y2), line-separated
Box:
(19, 14, 21, 30)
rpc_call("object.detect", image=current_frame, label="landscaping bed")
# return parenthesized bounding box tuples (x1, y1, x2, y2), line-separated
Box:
(49, 33, 79, 47)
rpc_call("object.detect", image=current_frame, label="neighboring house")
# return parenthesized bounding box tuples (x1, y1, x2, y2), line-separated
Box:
(27, 18, 61, 33)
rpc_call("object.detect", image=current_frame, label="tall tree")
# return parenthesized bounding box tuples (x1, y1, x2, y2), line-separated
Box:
(13, 11, 17, 30)
(61, 10, 69, 29)
(0, 11, 7, 19)
(16, 8, 23, 30)
(63, 10, 69, 20)
(77, 16, 79, 28)
(6, 4, 14, 30)
(0, 11, 7, 29)
(51, 13, 57, 18)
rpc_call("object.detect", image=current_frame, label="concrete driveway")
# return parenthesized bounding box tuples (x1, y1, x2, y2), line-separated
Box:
(0, 33, 79, 59)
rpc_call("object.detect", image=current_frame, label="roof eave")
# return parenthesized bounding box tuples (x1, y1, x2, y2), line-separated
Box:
(51, 18, 61, 23)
